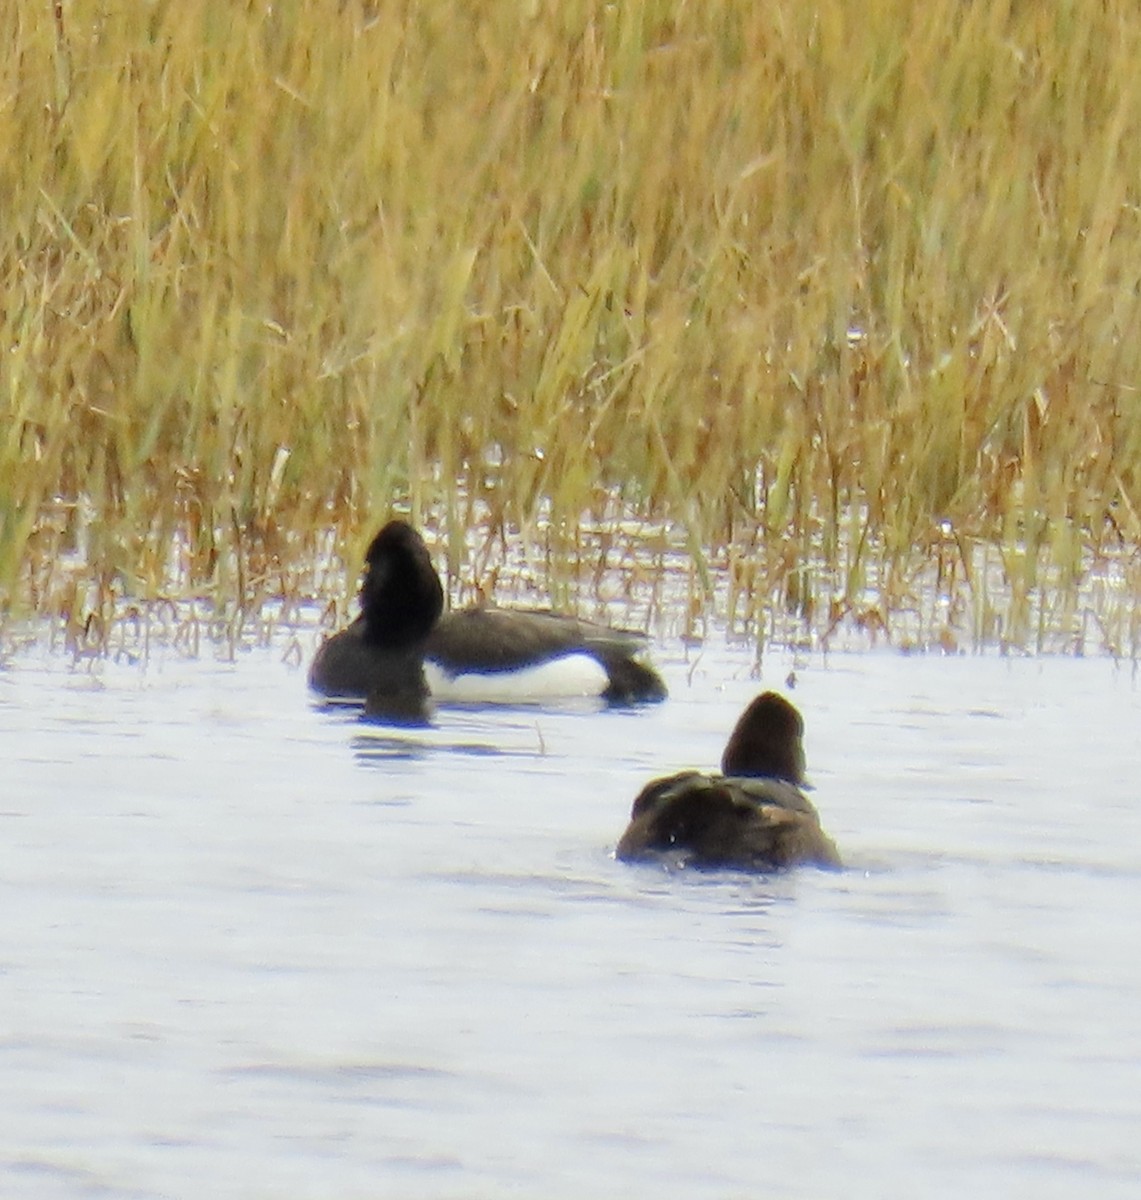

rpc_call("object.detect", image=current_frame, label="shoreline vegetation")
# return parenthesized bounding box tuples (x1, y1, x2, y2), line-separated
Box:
(3, 1, 1140, 659)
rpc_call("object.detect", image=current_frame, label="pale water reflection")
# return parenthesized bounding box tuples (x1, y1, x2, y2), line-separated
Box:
(1, 638, 1139, 1198)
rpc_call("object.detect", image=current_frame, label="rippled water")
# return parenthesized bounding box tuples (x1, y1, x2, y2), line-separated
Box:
(3, 634, 1140, 1199)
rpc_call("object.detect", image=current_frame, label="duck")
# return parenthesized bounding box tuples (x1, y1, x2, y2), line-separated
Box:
(309, 519, 667, 722)
(616, 691, 841, 871)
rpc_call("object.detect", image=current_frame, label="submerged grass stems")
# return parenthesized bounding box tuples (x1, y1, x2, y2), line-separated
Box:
(2, 0, 1140, 655)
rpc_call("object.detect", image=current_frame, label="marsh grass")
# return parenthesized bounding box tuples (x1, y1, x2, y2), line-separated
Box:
(3, 0, 1141, 656)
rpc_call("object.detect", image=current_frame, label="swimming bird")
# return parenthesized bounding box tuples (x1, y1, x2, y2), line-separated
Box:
(616, 691, 840, 871)
(309, 520, 667, 722)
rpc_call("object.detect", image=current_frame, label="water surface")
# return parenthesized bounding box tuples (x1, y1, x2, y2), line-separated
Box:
(2, 637, 1139, 1198)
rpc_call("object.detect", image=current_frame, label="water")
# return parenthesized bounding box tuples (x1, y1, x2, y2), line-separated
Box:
(2, 635, 1140, 1199)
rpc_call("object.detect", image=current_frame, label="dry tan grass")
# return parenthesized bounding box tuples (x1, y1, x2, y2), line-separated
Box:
(3, 0, 1140, 651)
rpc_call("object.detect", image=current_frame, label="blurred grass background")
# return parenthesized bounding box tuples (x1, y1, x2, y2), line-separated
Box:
(3, 0, 1140, 652)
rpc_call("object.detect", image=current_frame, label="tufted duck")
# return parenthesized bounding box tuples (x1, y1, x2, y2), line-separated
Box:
(309, 520, 667, 721)
(616, 691, 840, 871)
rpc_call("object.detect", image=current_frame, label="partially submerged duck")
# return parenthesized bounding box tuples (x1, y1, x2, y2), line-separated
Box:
(616, 691, 840, 871)
(310, 520, 667, 722)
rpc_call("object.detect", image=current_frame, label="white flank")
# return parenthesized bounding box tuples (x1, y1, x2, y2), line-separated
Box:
(424, 652, 609, 703)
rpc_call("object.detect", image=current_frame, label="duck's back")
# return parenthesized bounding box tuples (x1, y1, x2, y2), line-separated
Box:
(616, 770, 840, 871)
(426, 607, 666, 703)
